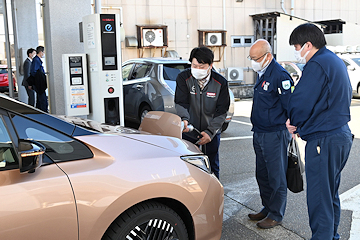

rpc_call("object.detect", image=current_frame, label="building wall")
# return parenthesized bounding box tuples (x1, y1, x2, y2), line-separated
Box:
(101, 0, 360, 84)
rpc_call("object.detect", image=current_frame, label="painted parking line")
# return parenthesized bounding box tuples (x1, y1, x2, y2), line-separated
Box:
(340, 184, 360, 240)
(221, 136, 253, 141)
(231, 120, 252, 126)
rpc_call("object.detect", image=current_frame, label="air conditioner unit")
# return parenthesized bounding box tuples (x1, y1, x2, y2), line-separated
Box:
(226, 67, 244, 81)
(206, 32, 222, 46)
(142, 28, 164, 47)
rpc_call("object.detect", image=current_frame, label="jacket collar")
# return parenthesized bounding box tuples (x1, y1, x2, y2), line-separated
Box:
(255, 58, 276, 87)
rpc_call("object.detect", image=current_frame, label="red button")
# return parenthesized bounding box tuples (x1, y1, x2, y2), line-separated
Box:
(108, 87, 114, 94)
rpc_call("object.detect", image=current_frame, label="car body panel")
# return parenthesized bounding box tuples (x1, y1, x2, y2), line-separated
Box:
(0, 165, 78, 239)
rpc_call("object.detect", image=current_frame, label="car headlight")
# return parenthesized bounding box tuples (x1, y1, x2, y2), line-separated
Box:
(181, 155, 211, 173)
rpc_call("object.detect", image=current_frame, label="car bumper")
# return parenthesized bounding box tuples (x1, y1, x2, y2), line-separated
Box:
(193, 175, 224, 240)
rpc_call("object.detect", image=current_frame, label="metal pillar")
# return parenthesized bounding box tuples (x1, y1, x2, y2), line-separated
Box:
(1, 0, 14, 98)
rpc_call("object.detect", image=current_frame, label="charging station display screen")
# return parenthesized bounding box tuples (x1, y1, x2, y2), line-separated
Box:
(104, 57, 115, 66)
(100, 14, 117, 70)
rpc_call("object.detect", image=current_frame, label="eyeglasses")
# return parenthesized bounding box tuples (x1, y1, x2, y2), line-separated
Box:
(247, 52, 268, 62)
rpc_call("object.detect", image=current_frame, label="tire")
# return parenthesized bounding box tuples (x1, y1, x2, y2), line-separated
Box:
(221, 122, 229, 132)
(139, 105, 151, 123)
(102, 201, 189, 240)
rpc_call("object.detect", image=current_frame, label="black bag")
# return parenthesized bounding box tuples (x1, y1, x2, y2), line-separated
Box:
(286, 138, 304, 193)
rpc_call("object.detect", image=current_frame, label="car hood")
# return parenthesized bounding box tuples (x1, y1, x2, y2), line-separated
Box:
(76, 132, 202, 158)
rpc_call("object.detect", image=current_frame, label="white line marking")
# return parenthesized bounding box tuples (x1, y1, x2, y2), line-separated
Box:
(340, 184, 360, 240)
(231, 120, 253, 126)
(221, 136, 253, 141)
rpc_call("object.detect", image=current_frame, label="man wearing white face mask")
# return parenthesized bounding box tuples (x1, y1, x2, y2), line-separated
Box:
(175, 47, 230, 179)
(248, 39, 293, 229)
(287, 23, 353, 240)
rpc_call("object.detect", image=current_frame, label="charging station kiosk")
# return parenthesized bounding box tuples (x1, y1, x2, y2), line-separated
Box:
(62, 53, 89, 116)
(82, 14, 124, 126)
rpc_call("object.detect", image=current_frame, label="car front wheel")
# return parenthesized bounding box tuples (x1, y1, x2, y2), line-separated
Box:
(139, 105, 151, 123)
(102, 201, 189, 240)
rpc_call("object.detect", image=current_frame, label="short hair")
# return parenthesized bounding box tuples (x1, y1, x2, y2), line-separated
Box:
(189, 47, 214, 65)
(36, 46, 45, 54)
(27, 48, 36, 56)
(289, 23, 327, 49)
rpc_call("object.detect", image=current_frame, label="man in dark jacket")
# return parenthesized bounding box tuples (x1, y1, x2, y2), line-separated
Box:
(22, 48, 36, 106)
(287, 23, 353, 240)
(29, 46, 48, 112)
(175, 47, 230, 179)
(248, 39, 293, 229)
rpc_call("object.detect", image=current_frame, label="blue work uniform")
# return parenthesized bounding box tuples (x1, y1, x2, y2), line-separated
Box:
(288, 47, 353, 240)
(251, 59, 293, 222)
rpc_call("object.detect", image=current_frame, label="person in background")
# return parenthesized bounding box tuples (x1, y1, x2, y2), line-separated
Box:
(287, 23, 353, 240)
(174, 46, 230, 179)
(248, 39, 293, 229)
(22, 48, 36, 106)
(30, 46, 48, 112)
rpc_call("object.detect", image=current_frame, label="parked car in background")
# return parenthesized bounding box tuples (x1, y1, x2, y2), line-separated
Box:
(338, 54, 360, 98)
(278, 61, 304, 85)
(0, 93, 223, 240)
(0, 65, 17, 92)
(122, 58, 235, 131)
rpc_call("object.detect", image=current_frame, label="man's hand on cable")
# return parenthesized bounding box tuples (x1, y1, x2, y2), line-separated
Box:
(182, 120, 190, 132)
(197, 131, 211, 145)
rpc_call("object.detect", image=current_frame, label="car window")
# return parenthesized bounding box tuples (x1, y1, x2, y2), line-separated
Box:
(350, 58, 360, 67)
(0, 68, 8, 74)
(10, 113, 93, 163)
(0, 117, 18, 171)
(284, 64, 297, 75)
(129, 64, 152, 80)
(122, 64, 133, 81)
(163, 64, 190, 81)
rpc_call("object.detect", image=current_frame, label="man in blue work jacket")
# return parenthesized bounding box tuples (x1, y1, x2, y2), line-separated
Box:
(248, 39, 293, 229)
(287, 23, 353, 240)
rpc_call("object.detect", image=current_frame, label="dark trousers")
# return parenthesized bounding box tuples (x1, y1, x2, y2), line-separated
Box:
(183, 133, 221, 178)
(305, 126, 353, 240)
(36, 92, 48, 113)
(24, 86, 35, 107)
(253, 129, 291, 222)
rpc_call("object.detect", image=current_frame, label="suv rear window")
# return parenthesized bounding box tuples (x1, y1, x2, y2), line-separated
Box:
(163, 64, 190, 81)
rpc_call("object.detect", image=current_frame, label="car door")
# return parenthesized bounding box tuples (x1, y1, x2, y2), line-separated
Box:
(122, 62, 153, 121)
(0, 110, 78, 239)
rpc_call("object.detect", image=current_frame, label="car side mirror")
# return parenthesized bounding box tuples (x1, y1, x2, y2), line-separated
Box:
(291, 73, 300, 80)
(347, 66, 356, 71)
(19, 140, 45, 173)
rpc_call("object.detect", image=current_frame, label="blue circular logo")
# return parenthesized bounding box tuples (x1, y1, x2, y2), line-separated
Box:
(105, 24, 112, 32)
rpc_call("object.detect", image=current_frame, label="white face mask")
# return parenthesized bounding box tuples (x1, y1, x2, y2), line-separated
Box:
(251, 53, 269, 72)
(294, 43, 310, 64)
(191, 67, 210, 80)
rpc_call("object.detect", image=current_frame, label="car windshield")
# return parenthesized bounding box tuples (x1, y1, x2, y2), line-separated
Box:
(0, 68, 8, 74)
(351, 58, 360, 67)
(163, 64, 190, 81)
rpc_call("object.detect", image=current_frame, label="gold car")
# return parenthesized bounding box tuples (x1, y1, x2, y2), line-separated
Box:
(0, 94, 223, 240)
